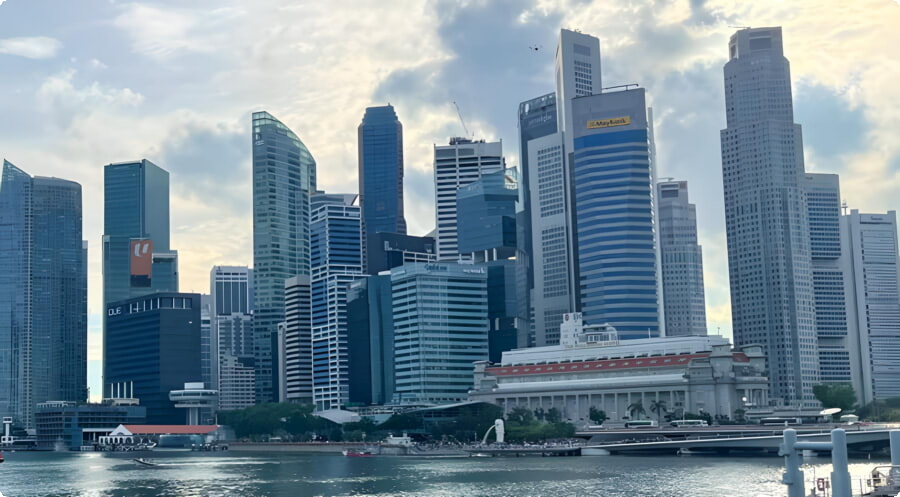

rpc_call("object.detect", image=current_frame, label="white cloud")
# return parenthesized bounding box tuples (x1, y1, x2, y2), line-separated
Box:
(89, 58, 108, 69)
(0, 36, 62, 59)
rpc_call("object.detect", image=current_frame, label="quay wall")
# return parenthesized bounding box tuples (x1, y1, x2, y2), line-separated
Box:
(230, 442, 366, 453)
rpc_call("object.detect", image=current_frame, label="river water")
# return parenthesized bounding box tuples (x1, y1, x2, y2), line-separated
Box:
(0, 450, 889, 497)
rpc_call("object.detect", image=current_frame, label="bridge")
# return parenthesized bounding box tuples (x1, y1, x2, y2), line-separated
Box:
(582, 429, 893, 456)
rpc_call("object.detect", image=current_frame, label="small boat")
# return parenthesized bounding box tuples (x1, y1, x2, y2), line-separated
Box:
(132, 458, 161, 467)
(0, 451, 5, 463)
(342, 448, 376, 457)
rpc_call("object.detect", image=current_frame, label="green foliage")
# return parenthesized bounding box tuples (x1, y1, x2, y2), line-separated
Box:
(504, 421, 575, 443)
(545, 407, 562, 424)
(506, 406, 534, 425)
(378, 413, 422, 432)
(813, 383, 858, 413)
(857, 397, 900, 422)
(649, 400, 667, 424)
(588, 406, 607, 425)
(218, 403, 336, 440)
(627, 401, 646, 420)
(425, 404, 504, 443)
(342, 418, 378, 434)
(533, 407, 546, 421)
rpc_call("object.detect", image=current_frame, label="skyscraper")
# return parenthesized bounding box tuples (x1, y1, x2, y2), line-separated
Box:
(433, 138, 504, 261)
(516, 93, 559, 347)
(571, 88, 662, 339)
(358, 105, 406, 272)
(310, 193, 364, 410)
(365, 232, 436, 275)
(720, 27, 818, 407)
(657, 180, 707, 336)
(252, 111, 317, 403)
(284, 275, 312, 404)
(391, 262, 488, 404)
(346, 275, 394, 405)
(803, 174, 853, 386)
(842, 210, 900, 404)
(210, 266, 254, 361)
(102, 159, 177, 308)
(0, 160, 87, 429)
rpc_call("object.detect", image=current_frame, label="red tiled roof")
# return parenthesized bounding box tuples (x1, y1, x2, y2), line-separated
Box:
(123, 425, 219, 435)
(486, 352, 711, 377)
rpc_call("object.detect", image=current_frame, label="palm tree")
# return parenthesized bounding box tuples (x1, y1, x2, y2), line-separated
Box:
(627, 400, 646, 420)
(649, 400, 667, 425)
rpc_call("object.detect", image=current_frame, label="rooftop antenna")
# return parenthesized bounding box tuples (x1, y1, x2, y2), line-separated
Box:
(452, 101, 471, 138)
(842, 200, 849, 215)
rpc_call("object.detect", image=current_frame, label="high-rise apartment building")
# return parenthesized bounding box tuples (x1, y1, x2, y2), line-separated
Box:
(657, 181, 707, 336)
(284, 275, 312, 404)
(571, 88, 662, 339)
(803, 174, 854, 385)
(720, 27, 818, 407)
(842, 210, 900, 404)
(358, 105, 406, 272)
(433, 138, 504, 261)
(310, 193, 364, 410)
(516, 93, 559, 347)
(252, 111, 317, 403)
(0, 160, 87, 429)
(391, 263, 488, 404)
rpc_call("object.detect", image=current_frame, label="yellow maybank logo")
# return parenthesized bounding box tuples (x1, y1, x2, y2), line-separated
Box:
(587, 116, 631, 129)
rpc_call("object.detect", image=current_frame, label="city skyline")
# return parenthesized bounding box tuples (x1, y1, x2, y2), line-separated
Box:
(1, 0, 899, 400)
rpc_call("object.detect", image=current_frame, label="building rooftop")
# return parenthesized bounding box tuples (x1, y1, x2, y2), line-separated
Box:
(119, 425, 219, 435)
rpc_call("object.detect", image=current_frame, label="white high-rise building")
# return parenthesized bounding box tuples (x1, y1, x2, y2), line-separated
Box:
(720, 27, 819, 408)
(658, 181, 707, 336)
(842, 210, 900, 404)
(210, 265, 255, 405)
(284, 275, 312, 404)
(433, 138, 504, 261)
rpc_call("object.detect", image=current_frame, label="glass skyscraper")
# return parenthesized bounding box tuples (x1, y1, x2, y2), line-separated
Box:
(0, 160, 87, 429)
(720, 27, 819, 407)
(571, 88, 661, 339)
(102, 159, 178, 399)
(358, 105, 406, 272)
(252, 111, 317, 403)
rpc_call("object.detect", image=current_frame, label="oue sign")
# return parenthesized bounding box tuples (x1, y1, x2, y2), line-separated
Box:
(108, 307, 122, 317)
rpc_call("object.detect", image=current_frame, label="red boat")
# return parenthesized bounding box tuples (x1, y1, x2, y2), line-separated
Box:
(342, 448, 376, 457)
(0, 451, 5, 463)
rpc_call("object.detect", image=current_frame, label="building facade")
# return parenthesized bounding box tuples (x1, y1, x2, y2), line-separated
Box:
(842, 210, 900, 404)
(284, 275, 312, 404)
(218, 354, 256, 410)
(657, 181, 707, 336)
(365, 232, 435, 276)
(720, 27, 819, 407)
(571, 88, 662, 339)
(34, 401, 146, 450)
(471, 313, 769, 423)
(346, 275, 395, 406)
(210, 266, 255, 407)
(391, 262, 489, 404)
(433, 138, 504, 261)
(358, 105, 406, 272)
(310, 193, 364, 410)
(252, 111, 317, 403)
(105, 293, 202, 424)
(0, 161, 87, 429)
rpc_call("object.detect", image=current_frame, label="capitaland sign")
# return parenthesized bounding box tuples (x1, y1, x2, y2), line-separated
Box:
(587, 116, 631, 129)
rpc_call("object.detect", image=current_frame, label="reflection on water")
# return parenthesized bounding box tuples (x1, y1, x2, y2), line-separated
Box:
(0, 450, 888, 497)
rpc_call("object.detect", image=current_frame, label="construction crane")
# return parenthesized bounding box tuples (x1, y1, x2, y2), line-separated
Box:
(452, 101, 471, 138)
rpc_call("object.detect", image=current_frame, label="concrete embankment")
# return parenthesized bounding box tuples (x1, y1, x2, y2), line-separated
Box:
(230, 442, 367, 453)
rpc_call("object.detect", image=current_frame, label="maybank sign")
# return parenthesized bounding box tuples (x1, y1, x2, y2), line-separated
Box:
(587, 116, 630, 129)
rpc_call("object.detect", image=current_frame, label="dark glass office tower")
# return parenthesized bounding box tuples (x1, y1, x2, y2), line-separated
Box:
(252, 111, 317, 403)
(103, 159, 177, 399)
(358, 105, 406, 272)
(0, 160, 87, 429)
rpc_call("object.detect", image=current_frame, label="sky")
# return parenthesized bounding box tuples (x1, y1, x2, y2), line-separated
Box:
(1, 0, 899, 400)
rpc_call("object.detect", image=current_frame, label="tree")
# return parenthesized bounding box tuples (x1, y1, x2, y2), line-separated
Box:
(588, 406, 607, 425)
(627, 400, 646, 420)
(813, 383, 858, 414)
(533, 407, 545, 422)
(506, 407, 534, 425)
(649, 400, 667, 425)
(545, 407, 562, 424)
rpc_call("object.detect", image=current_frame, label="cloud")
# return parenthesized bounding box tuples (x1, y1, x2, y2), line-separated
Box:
(0, 36, 62, 59)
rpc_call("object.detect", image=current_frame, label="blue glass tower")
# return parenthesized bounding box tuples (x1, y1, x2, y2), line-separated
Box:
(252, 111, 317, 403)
(1, 160, 87, 428)
(571, 88, 661, 339)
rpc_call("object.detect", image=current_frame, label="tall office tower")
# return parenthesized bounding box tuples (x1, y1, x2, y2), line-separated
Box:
(721, 27, 818, 407)
(571, 88, 661, 339)
(457, 168, 522, 361)
(283, 275, 312, 404)
(358, 105, 406, 273)
(842, 210, 900, 404)
(218, 354, 256, 410)
(252, 111, 317, 403)
(391, 262, 488, 404)
(103, 159, 178, 399)
(105, 293, 202, 424)
(210, 266, 254, 360)
(517, 93, 560, 347)
(433, 138, 504, 261)
(346, 274, 394, 405)
(200, 295, 213, 389)
(310, 193, 364, 410)
(0, 161, 87, 429)
(803, 174, 853, 385)
(657, 181, 707, 336)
